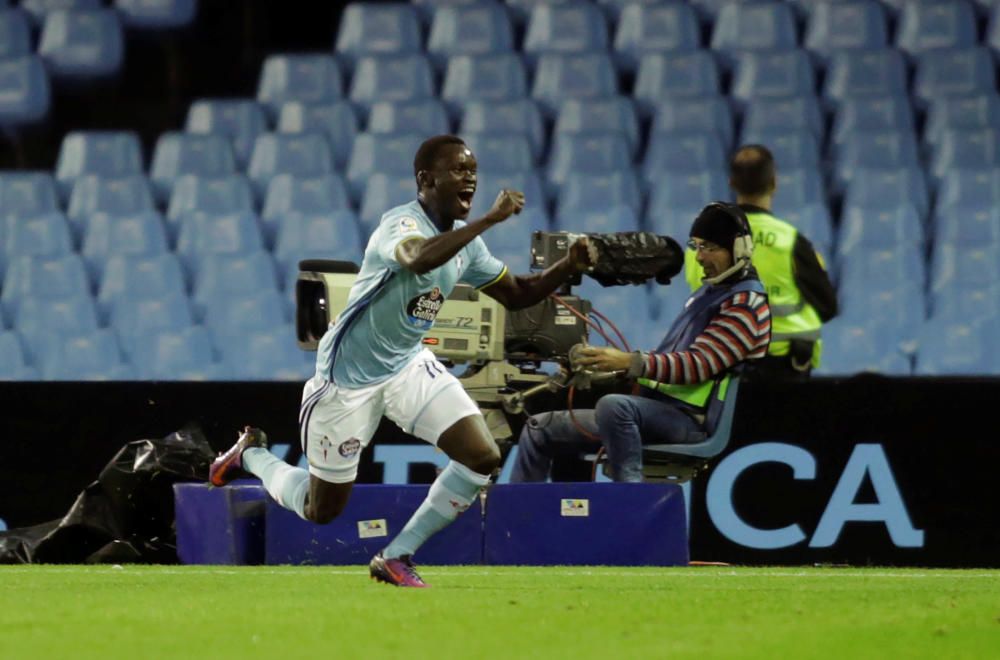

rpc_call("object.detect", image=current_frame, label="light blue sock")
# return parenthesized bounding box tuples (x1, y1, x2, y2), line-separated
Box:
(243, 447, 310, 521)
(383, 461, 490, 559)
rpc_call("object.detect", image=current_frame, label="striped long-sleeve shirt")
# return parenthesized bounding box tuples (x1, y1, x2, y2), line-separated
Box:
(637, 291, 771, 385)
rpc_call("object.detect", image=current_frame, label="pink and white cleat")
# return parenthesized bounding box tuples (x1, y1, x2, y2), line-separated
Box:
(208, 426, 269, 487)
(369, 552, 429, 588)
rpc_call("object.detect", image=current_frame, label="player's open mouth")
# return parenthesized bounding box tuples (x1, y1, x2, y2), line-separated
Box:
(457, 189, 474, 211)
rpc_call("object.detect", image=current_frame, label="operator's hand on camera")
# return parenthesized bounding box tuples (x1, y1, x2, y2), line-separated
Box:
(484, 189, 524, 224)
(568, 236, 596, 273)
(575, 346, 632, 372)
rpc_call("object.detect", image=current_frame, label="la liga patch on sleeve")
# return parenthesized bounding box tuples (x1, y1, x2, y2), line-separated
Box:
(398, 216, 419, 233)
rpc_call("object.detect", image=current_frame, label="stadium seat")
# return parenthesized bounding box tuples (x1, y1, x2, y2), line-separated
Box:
(837, 204, 924, 255)
(929, 129, 1000, 189)
(612, 2, 700, 75)
(935, 168, 1000, 213)
(741, 96, 824, 143)
(246, 133, 335, 201)
(632, 51, 720, 116)
(110, 292, 193, 362)
(440, 53, 528, 119)
(67, 174, 156, 236)
(832, 131, 920, 193)
(467, 169, 548, 236)
(556, 170, 643, 228)
(166, 174, 256, 242)
(20, 0, 101, 27)
(779, 203, 833, 252)
(2, 255, 91, 322)
(836, 246, 925, 291)
(112, 0, 196, 29)
(645, 170, 729, 235)
(141, 326, 227, 380)
(203, 289, 288, 350)
(710, 2, 798, 72)
(225, 323, 314, 381)
(1, 212, 73, 276)
(642, 131, 726, 183)
(803, 0, 889, 66)
(930, 243, 1000, 293)
(773, 168, 825, 208)
(522, 3, 608, 70)
(729, 50, 816, 110)
(97, 253, 187, 320)
(915, 317, 1000, 375)
(334, 3, 423, 69)
(842, 167, 929, 222)
(345, 132, 425, 202)
(348, 54, 436, 114)
(555, 204, 639, 234)
(40, 329, 132, 380)
(190, 250, 280, 321)
(923, 93, 1000, 151)
(822, 49, 908, 108)
(0, 55, 50, 128)
(256, 54, 343, 121)
(990, 6, 1000, 59)
(460, 132, 535, 174)
(531, 53, 619, 118)
(459, 99, 545, 161)
(0, 330, 38, 379)
(830, 96, 915, 153)
(553, 96, 640, 158)
(185, 99, 268, 170)
(38, 9, 124, 79)
(55, 131, 144, 200)
(932, 206, 1000, 246)
(912, 47, 996, 110)
(358, 173, 416, 230)
(175, 210, 264, 275)
(261, 173, 351, 244)
(929, 282, 1000, 322)
(837, 280, 926, 338)
(895, 0, 977, 56)
(815, 318, 912, 376)
(14, 293, 100, 363)
(738, 129, 820, 168)
(80, 211, 169, 280)
(477, 206, 547, 254)
(273, 210, 364, 272)
(0, 9, 31, 59)
(149, 132, 237, 204)
(0, 172, 59, 221)
(276, 100, 359, 170)
(649, 96, 733, 149)
(545, 133, 632, 194)
(367, 99, 450, 136)
(426, 3, 514, 72)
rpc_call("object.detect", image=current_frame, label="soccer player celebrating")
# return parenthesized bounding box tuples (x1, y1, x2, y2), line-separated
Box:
(210, 135, 593, 586)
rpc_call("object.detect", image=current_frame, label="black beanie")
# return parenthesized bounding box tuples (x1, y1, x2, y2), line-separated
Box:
(689, 204, 743, 253)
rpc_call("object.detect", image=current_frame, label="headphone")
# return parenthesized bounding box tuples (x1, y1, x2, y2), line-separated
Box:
(699, 202, 754, 285)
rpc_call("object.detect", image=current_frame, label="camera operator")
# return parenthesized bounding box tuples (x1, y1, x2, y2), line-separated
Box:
(685, 145, 837, 380)
(510, 203, 771, 483)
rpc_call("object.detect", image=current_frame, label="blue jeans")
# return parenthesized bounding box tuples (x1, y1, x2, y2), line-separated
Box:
(510, 394, 704, 483)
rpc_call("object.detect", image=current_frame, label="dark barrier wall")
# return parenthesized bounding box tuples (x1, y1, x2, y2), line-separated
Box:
(1, 378, 997, 567)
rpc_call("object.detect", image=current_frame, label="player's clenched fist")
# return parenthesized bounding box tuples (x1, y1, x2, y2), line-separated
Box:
(485, 189, 525, 224)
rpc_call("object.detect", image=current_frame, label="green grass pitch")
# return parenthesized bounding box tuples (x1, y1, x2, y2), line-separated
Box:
(0, 566, 997, 659)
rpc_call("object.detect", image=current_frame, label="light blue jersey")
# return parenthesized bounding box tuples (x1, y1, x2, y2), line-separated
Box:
(316, 200, 507, 387)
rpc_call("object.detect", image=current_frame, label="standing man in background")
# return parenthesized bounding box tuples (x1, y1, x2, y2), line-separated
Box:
(685, 145, 837, 380)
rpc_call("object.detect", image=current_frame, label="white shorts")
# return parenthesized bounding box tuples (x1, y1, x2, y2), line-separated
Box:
(299, 348, 482, 484)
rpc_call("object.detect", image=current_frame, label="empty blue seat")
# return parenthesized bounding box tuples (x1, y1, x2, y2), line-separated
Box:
(175, 210, 264, 274)
(545, 133, 632, 194)
(804, 1, 889, 65)
(41, 329, 132, 380)
(276, 100, 359, 170)
(55, 131, 144, 199)
(924, 93, 1000, 150)
(730, 50, 816, 109)
(837, 204, 924, 255)
(642, 131, 726, 182)
(557, 170, 642, 218)
(930, 243, 1000, 293)
(556, 205, 640, 234)
(440, 53, 528, 118)
(426, 3, 514, 72)
(553, 96, 640, 158)
(247, 133, 335, 200)
(816, 318, 912, 376)
(0, 55, 50, 128)
(935, 168, 1000, 213)
(833, 130, 920, 192)
(15, 293, 100, 362)
(710, 2, 798, 72)
(843, 167, 929, 221)
(739, 129, 820, 168)
(633, 51, 721, 116)
(0, 330, 38, 379)
(459, 99, 545, 161)
(933, 206, 1000, 246)
(112, 0, 196, 29)
(468, 169, 548, 233)
(645, 169, 729, 234)
(929, 129, 1000, 189)
(649, 96, 733, 148)
(459, 132, 535, 175)
(929, 282, 1000, 322)
(262, 173, 351, 242)
(185, 99, 268, 170)
(367, 99, 451, 136)
(895, 0, 977, 56)
(149, 132, 237, 204)
(110, 292, 193, 362)
(913, 47, 995, 110)
(0, 9, 30, 58)
(191, 250, 280, 320)
(256, 54, 342, 121)
(38, 9, 123, 79)
(204, 289, 287, 349)
(0, 172, 59, 220)
(20, 0, 100, 26)
(359, 173, 417, 230)
(837, 246, 925, 291)
(773, 168, 825, 207)
(779, 203, 834, 251)
(225, 324, 314, 381)
(273, 210, 364, 272)
(742, 96, 824, 143)
(2, 256, 90, 322)
(349, 54, 436, 114)
(837, 280, 926, 336)
(531, 53, 619, 118)
(915, 317, 999, 375)
(522, 3, 608, 70)
(822, 49, 908, 107)
(97, 253, 187, 320)
(346, 132, 424, 202)
(334, 3, 423, 69)
(1, 212, 73, 275)
(142, 326, 227, 380)
(990, 6, 1000, 59)
(613, 2, 700, 75)
(166, 174, 256, 240)
(80, 211, 169, 279)
(67, 174, 156, 238)
(830, 96, 915, 152)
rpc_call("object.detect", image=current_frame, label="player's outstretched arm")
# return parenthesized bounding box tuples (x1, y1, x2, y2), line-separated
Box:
(396, 190, 524, 275)
(481, 238, 593, 310)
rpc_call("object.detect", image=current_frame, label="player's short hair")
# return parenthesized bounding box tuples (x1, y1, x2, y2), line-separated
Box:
(413, 135, 467, 177)
(729, 144, 776, 197)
